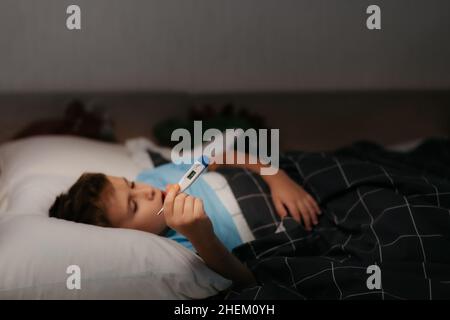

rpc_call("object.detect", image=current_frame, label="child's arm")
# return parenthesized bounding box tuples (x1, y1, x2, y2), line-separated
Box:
(190, 232, 257, 291)
(209, 151, 321, 231)
(208, 151, 274, 182)
(163, 185, 257, 290)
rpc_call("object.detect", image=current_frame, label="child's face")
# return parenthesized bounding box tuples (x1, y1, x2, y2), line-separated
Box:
(102, 176, 167, 235)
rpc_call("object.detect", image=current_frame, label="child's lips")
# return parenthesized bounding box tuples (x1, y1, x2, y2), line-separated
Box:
(161, 191, 167, 202)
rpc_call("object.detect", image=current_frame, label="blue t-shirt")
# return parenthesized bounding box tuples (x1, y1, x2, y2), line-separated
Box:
(136, 163, 243, 252)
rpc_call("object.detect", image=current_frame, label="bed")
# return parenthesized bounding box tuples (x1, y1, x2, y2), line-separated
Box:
(1, 135, 448, 300)
(216, 137, 450, 300)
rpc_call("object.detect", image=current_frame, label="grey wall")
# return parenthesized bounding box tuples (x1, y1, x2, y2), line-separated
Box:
(1, 0, 449, 93)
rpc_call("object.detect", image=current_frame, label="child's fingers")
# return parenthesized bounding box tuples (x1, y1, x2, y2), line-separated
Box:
(297, 201, 312, 231)
(173, 193, 188, 218)
(166, 184, 180, 193)
(287, 202, 301, 224)
(164, 185, 180, 216)
(183, 195, 195, 218)
(307, 195, 321, 214)
(273, 198, 288, 219)
(193, 198, 204, 218)
(302, 200, 318, 225)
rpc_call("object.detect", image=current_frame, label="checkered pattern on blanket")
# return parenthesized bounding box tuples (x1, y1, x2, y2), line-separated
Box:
(216, 138, 450, 300)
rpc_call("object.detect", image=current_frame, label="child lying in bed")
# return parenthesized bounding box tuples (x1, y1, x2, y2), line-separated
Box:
(49, 152, 321, 290)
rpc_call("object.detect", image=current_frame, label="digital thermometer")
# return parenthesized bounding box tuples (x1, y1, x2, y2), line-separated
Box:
(156, 155, 210, 215)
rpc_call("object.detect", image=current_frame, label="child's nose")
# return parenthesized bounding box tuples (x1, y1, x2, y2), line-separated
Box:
(133, 187, 155, 200)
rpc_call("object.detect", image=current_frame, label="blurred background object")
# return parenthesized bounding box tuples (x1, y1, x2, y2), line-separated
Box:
(153, 103, 267, 147)
(1, 92, 449, 152)
(12, 99, 117, 143)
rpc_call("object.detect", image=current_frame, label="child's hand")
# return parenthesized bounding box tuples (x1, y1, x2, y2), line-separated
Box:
(266, 170, 321, 231)
(163, 184, 215, 242)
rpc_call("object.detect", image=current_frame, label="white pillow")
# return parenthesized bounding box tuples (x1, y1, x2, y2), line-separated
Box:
(387, 138, 425, 152)
(0, 136, 148, 214)
(125, 137, 171, 164)
(0, 215, 232, 299)
(4, 174, 75, 216)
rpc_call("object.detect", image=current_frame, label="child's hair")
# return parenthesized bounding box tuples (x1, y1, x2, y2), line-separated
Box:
(49, 173, 113, 227)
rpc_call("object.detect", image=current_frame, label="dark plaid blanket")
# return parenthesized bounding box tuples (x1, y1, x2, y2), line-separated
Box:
(215, 138, 450, 300)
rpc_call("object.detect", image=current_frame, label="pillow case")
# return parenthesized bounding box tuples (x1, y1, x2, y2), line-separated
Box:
(4, 174, 75, 216)
(0, 215, 232, 299)
(0, 135, 147, 214)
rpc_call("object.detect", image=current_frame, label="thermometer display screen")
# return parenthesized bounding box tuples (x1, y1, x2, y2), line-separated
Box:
(187, 170, 196, 180)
